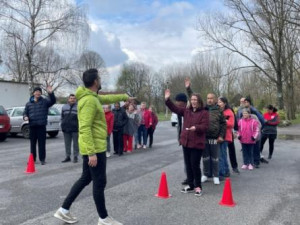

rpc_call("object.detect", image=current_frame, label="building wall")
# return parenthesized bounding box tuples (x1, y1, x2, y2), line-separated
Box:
(0, 81, 30, 108)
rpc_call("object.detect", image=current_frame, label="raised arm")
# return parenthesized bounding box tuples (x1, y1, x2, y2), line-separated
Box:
(98, 94, 129, 104)
(185, 77, 193, 98)
(165, 89, 185, 116)
(46, 86, 56, 107)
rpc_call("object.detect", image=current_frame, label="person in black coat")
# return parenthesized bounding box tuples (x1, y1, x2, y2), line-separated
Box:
(23, 86, 56, 164)
(112, 102, 128, 156)
(61, 94, 79, 163)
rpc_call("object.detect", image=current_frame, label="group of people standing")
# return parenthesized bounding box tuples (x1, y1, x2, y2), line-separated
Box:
(165, 78, 280, 197)
(103, 100, 158, 157)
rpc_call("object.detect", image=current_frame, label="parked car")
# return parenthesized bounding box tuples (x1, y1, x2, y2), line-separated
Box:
(171, 112, 178, 127)
(6, 106, 60, 138)
(0, 105, 11, 142)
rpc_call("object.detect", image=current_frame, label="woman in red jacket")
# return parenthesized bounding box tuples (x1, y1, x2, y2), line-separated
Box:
(147, 105, 158, 148)
(104, 105, 114, 158)
(218, 97, 234, 179)
(165, 89, 209, 197)
(260, 105, 280, 159)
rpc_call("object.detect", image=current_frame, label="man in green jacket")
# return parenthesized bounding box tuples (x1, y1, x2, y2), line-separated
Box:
(54, 69, 129, 225)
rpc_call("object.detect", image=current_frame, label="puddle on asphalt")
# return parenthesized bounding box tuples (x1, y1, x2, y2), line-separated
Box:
(278, 134, 300, 140)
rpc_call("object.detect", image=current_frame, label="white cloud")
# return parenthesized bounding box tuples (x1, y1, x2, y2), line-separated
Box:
(88, 23, 129, 67)
(83, 1, 223, 88)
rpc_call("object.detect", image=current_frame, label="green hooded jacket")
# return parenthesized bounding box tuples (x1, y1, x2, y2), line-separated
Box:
(75, 86, 128, 156)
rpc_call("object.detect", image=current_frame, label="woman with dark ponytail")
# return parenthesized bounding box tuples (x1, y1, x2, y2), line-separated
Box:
(260, 105, 280, 160)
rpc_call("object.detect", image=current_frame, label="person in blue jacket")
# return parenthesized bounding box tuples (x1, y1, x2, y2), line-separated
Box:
(23, 86, 56, 164)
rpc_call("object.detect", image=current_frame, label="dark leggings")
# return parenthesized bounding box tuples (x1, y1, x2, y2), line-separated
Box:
(227, 140, 238, 169)
(260, 134, 276, 156)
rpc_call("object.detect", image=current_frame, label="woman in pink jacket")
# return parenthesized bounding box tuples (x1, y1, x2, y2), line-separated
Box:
(237, 108, 260, 170)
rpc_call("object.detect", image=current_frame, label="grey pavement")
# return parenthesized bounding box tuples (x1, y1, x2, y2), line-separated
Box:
(0, 122, 299, 225)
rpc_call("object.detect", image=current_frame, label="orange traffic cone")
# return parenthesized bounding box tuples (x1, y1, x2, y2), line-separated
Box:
(155, 172, 171, 199)
(25, 153, 36, 174)
(219, 178, 236, 207)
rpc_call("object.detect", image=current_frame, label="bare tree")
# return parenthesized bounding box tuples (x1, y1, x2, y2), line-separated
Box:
(66, 50, 108, 88)
(3, 35, 27, 82)
(117, 62, 151, 101)
(197, 0, 300, 119)
(35, 47, 69, 92)
(0, 0, 88, 92)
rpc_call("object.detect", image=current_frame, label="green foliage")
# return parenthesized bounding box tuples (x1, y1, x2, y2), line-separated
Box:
(291, 114, 300, 125)
(157, 112, 171, 121)
(257, 99, 266, 111)
(277, 110, 286, 121)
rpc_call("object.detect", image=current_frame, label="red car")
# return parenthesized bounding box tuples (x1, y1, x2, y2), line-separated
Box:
(0, 105, 11, 142)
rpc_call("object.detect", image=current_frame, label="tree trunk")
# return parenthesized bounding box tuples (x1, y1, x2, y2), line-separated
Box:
(276, 79, 284, 110)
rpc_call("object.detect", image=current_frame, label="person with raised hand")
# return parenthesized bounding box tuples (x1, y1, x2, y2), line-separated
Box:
(165, 88, 209, 197)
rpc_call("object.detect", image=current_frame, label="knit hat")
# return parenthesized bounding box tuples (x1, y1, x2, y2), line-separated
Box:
(175, 93, 187, 103)
(244, 97, 252, 105)
(33, 87, 42, 94)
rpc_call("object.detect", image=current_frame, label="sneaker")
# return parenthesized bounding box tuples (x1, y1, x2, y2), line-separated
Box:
(248, 164, 254, 170)
(62, 157, 71, 163)
(54, 209, 77, 224)
(143, 145, 147, 149)
(137, 144, 142, 149)
(260, 158, 269, 164)
(73, 157, 78, 163)
(41, 161, 46, 165)
(201, 175, 208, 183)
(241, 165, 248, 170)
(213, 177, 220, 185)
(181, 179, 188, 185)
(181, 185, 194, 193)
(254, 164, 260, 168)
(232, 168, 240, 174)
(98, 216, 123, 225)
(268, 154, 272, 160)
(194, 187, 203, 197)
(106, 152, 111, 158)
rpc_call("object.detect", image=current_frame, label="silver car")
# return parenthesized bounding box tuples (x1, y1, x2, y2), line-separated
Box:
(6, 106, 60, 138)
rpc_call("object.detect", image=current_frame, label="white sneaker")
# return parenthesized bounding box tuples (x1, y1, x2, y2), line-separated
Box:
(98, 216, 123, 225)
(201, 175, 208, 183)
(213, 177, 220, 185)
(106, 152, 111, 158)
(54, 209, 77, 224)
(143, 145, 147, 149)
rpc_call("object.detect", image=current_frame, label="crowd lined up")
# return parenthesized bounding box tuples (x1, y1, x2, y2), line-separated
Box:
(22, 68, 280, 225)
(103, 101, 158, 158)
(165, 78, 280, 197)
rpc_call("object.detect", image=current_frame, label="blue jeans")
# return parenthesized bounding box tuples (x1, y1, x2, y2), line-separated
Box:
(138, 124, 148, 145)
(242, 144, 254, 165)
(219, 141, 230, 177)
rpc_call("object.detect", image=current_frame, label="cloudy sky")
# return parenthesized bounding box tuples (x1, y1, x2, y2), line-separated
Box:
(76, 0, 224, 87)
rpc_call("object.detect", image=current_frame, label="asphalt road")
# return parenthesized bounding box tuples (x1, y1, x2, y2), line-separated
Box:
(0, 121, 299, 225)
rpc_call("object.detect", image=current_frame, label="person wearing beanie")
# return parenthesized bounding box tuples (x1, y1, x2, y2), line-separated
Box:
(174, 93, 189, 185)
(23, 86, 56, 165)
